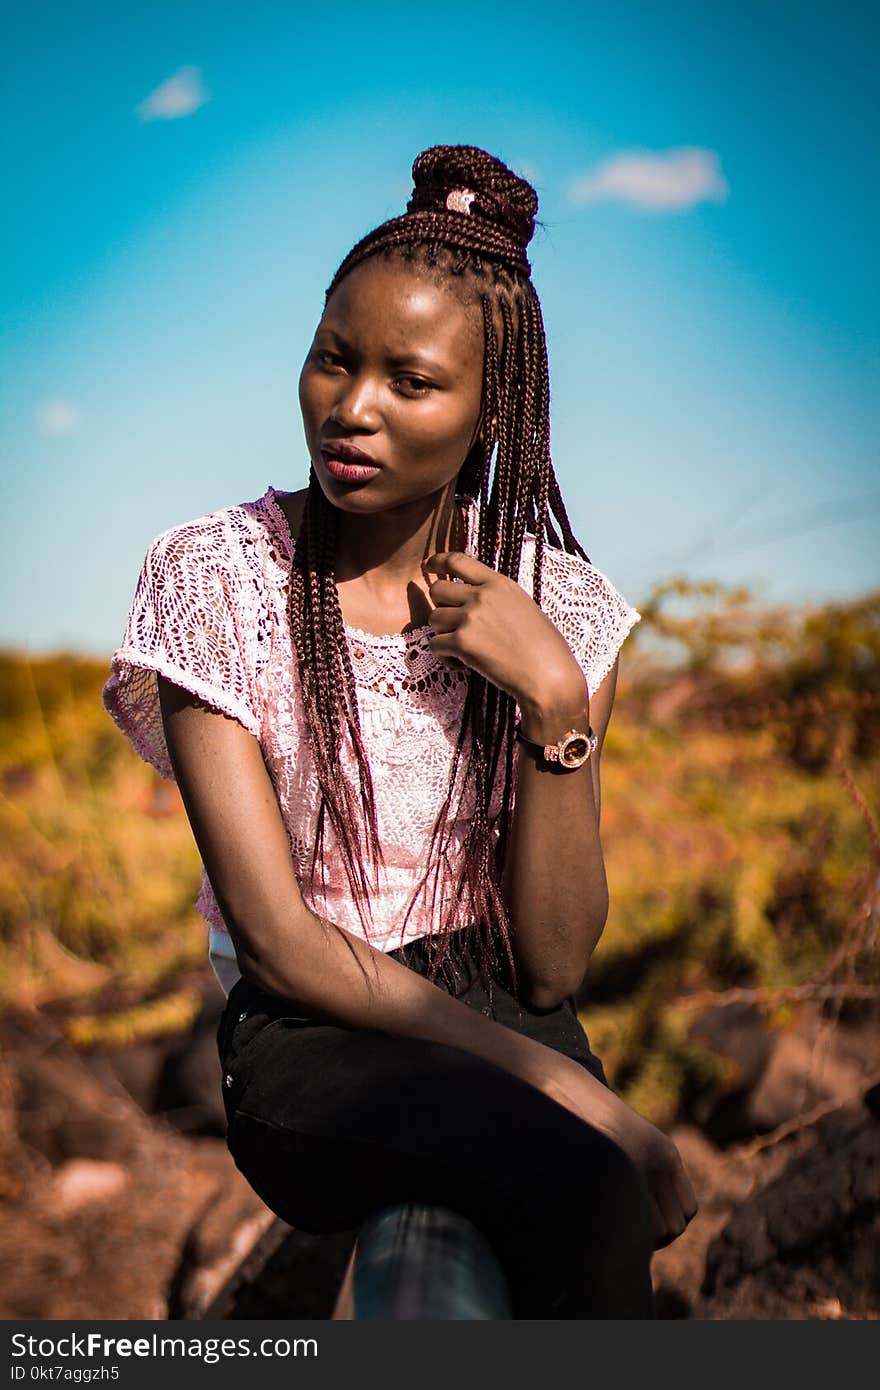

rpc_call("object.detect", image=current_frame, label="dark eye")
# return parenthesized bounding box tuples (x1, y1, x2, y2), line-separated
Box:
(393, 376, 434, 396)
(314, 349, 345, 371)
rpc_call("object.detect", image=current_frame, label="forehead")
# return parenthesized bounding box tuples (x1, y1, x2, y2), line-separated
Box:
(320, 258, 482, 363)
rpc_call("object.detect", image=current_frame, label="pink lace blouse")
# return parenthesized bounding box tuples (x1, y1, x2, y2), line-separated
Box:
(102, 485, 641, 995)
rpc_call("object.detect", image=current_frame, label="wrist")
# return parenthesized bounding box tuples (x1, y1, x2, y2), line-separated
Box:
(549, 1056, 645, 1135)
(518, 679, 590, 745)
(542, 1054, 625, 1128)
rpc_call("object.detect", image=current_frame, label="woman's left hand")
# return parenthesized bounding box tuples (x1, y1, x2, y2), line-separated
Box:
(422, 550, 586, 712)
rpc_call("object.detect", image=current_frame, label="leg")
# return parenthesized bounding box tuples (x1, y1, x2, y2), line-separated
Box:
(222, 1018, 654, 1318)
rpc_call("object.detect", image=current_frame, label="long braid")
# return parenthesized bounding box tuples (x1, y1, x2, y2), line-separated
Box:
(292, 480, 385, 940)
(289, 145, 593, 993)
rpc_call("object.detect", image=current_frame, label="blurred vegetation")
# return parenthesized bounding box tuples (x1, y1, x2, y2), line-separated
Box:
(0, 578, 877, 1117)
(584, 580, 879, 1122)
(0, 651, 207, 1038)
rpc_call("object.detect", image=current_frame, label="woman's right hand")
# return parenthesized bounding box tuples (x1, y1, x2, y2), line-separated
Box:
(548, 1058, 698, 1249)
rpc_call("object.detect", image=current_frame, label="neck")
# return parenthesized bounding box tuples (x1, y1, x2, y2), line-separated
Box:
(333, 486, 468, 590)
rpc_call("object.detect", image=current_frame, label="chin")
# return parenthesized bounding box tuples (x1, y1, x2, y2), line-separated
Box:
(314, 463, 461, 517)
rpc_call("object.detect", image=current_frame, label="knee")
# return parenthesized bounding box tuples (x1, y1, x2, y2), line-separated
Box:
(587, 1139, 655, 1262)
(519, 1121, 655, 1256)
(491, 1126, 656, 1318)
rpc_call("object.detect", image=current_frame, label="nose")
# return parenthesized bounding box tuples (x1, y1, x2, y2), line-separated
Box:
(328, 373, 381, 433)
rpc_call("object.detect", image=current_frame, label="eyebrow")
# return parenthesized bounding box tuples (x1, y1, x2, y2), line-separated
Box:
(316, 328, 448, 376)
(385, 352, 447, 373)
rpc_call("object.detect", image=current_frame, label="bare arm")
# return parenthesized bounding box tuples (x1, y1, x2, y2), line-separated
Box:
(157, 674, 590, 1089)
(420, 547, 623, 1010)
(501, 657, 619, 1009)
(157, 674, 695, 1245)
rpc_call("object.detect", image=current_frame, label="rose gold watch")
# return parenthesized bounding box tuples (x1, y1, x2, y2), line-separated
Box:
(514, 722, 598, 770)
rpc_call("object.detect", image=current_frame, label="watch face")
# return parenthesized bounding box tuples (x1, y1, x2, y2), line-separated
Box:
(560, 733, 590, 768)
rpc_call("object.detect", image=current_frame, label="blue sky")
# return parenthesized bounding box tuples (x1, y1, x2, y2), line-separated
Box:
(2, 0, 877, 655)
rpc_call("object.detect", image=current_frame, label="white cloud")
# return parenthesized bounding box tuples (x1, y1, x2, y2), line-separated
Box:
(136, 66, 208, 123)
(566, 147, 729, 211)
(37, 400, 81, 437)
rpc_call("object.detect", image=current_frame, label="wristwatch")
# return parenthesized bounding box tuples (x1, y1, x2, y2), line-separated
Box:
(514, 722, 598, 770)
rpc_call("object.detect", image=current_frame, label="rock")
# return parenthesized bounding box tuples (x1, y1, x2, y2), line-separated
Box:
(650, 1124, 756, 1318)
(14, 1043, 147, 1167)
(740, 1027, 867, 1136)
(209, 1224, 358, 1320)
(686, 1003, 773, 1143)
(685, 1005, 872, 1146)
(83, 1040, 176, 1114)
(155, 996, 227, 1137)
(80, 990, 229, 1137)
(0, 1006, 268, 1320)
(51, 1159, 129, 1216)
(699, 1095, 880, 1319)
(168, 1182, 276, 1319)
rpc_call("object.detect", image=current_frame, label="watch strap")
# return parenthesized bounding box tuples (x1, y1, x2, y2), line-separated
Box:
(514, 722, 598, 769)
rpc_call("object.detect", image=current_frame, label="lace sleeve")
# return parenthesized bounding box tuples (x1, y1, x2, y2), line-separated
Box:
(534, 547, 642, 699)
(101, 516, 261, 780)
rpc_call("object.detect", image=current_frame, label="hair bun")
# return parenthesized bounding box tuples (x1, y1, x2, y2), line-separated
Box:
(407, 145, 538, 252)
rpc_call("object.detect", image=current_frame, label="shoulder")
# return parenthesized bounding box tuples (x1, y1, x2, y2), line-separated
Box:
(143, 488, 290, 583)
(518, 534, 642, 696)
(146, 498, 240, 558)
(519, 533, 639, 618)
(127, 498, 282, 655)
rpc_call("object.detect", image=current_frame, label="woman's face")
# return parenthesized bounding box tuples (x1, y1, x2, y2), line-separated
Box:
(298, 257, 484, 517)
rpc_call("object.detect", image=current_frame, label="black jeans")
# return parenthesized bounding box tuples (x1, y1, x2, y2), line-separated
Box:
(216, 929, 655, 1318)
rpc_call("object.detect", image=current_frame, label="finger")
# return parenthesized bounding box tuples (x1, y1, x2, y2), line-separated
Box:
(426, 623, 469, 656)
(423, 551, 492, 585)
(427, 577, 470, 607)
(647, 1196, 669, 1250)
(653, 1183, 688, 1249)
(426, 635, 467, 671)
(674, 1165, 699, 1223)
(426, 607, 460, 633)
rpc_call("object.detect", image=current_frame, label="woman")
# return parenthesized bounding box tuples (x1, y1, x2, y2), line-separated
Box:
(103, 145, 696, 1318)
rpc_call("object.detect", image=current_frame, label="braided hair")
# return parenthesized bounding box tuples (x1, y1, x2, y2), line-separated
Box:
(289, 145, 591, 995)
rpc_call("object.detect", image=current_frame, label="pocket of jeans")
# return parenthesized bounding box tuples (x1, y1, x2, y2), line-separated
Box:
(219, 992, 316, 1069)
(220, 1003, 318, 1127)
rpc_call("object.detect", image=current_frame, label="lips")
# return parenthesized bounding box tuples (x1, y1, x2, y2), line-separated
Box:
(321, 441, 381, 467)
(320, 441, 382, 485)
(324, 458, 382, 483)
